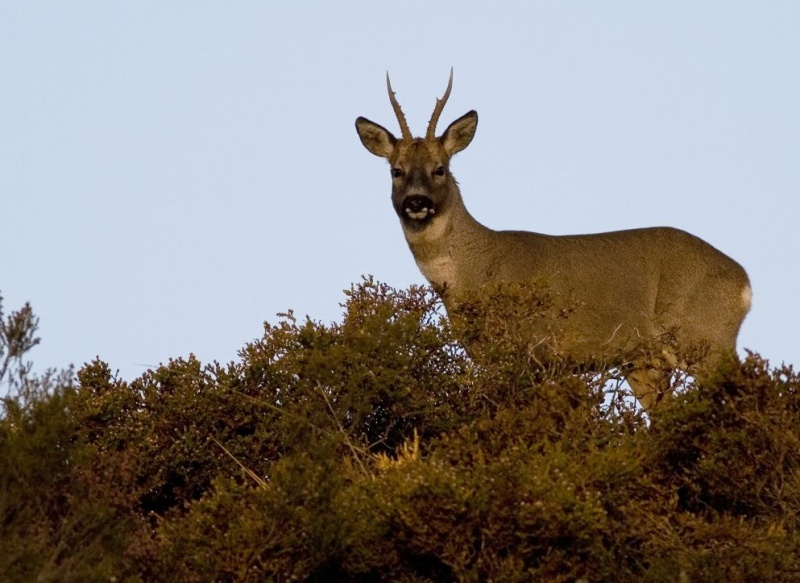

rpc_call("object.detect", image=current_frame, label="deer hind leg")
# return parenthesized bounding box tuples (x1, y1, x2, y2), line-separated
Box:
(628, 346, 740, 411)
(626, 358, 674, 412)
(690, 347, 739, 386)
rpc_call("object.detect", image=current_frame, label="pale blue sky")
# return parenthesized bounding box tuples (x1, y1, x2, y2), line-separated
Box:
(1, 3, 798, 386)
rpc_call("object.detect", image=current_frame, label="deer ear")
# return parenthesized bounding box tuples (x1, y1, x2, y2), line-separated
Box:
(355, 117, 397, 159)
(441, 110, 478, 156)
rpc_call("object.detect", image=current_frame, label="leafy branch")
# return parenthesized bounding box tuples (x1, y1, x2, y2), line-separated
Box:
(0, 293, 41, 388)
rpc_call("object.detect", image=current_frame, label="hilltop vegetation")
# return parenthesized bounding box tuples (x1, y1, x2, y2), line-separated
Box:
(1, 281, 799, 582)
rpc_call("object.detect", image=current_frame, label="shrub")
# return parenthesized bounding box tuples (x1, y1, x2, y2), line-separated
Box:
(1, 281, 799, 582)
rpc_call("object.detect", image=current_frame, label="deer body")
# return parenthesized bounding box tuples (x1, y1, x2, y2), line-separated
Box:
(356, 72, 751, 409)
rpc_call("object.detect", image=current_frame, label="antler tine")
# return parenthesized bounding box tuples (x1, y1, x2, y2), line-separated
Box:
(425, 67, 454, 140)
(386, 72, 413, 142)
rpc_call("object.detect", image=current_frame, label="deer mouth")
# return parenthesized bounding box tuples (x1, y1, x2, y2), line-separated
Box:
(402, 195, 436, 221)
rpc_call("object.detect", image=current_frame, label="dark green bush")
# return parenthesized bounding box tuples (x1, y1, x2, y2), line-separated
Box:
(1, 281, 799, 582)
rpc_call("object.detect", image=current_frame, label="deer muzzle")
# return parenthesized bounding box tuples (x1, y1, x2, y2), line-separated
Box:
(402, 195, 436, 221)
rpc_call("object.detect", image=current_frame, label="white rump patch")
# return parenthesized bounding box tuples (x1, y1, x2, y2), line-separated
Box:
(741, 284, 752, 312)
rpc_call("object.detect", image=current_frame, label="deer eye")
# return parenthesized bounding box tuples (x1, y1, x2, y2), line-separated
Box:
(391, 168, 404, 178)
(433, 166, 446, 177)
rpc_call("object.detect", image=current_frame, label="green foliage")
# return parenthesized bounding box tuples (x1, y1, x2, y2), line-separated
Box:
(1, 280, 799, 582)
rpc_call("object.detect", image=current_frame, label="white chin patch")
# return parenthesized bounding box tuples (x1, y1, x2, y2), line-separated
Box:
(405, 208, 434, 220)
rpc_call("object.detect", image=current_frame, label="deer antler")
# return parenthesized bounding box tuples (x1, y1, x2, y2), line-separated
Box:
(386, 73, 413, 142)
(426, 68, 453, 140)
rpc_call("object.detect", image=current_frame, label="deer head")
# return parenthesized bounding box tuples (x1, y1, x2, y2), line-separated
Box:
(355, 70, 478, 232)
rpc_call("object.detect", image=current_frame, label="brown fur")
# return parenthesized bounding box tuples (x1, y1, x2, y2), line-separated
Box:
(356, 75, 750, 410)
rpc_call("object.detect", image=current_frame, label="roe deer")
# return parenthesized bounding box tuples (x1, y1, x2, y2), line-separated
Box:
(355, 71, 751, 409)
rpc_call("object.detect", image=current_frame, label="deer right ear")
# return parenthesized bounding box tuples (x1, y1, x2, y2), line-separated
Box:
(355, 117, 397, 159)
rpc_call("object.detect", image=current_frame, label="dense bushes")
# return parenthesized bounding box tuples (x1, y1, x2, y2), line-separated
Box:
(1, 281, 799, 582)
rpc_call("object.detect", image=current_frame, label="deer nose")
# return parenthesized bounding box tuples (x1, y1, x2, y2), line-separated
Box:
(405, 196, 432, 212)
(402, 195, 436, 220)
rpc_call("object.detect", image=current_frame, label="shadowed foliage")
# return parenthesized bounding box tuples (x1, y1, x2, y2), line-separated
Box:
(1, 282, 799, 582)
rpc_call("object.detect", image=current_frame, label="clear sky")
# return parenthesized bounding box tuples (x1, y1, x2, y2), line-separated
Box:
(1, 3, 798, 387)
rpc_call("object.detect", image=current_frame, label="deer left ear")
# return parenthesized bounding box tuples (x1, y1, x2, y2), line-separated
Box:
(441, 110, 478, 156)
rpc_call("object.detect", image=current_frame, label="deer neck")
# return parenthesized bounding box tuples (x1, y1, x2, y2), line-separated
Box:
(401, 195, 491, 295)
